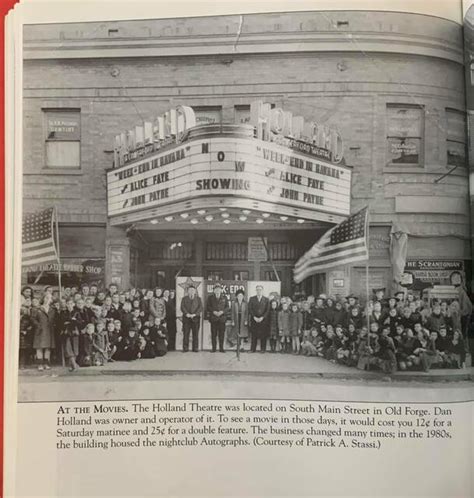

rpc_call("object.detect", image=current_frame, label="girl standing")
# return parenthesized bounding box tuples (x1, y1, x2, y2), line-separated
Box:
(31, 293, 56, 371)
(268, 299, 280, 352)
(289, 303, 303, 354)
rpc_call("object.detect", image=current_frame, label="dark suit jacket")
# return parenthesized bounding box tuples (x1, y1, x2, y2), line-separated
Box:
(248, 295, 270, 332)
(206, 294, 229, 323)
(181, 295, 203, 321)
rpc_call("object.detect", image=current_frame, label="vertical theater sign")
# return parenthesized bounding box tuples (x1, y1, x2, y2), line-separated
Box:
(107, 101, 352, 227)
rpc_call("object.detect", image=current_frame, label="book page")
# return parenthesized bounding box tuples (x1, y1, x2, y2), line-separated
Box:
(4, 0, 473, 496)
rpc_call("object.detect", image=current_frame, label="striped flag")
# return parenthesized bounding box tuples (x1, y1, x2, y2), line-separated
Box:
(294, 207, 369, 283)
(22, 208, 58, 267)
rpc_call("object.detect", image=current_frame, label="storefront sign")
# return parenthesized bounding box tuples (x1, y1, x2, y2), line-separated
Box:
(402, 260, 465, 290)
(247, 237, 268, 262)
(107, 131, 351, 222)
(46, 111, 80, 141)
(23, 259, 104, 287)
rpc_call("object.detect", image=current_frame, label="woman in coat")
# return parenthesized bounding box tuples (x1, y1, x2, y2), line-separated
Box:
(230, 289, 248, 351)
(31, 293, 56, 370)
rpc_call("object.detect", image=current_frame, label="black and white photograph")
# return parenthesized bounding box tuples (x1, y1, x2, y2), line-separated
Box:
(16, 5, 474, 404)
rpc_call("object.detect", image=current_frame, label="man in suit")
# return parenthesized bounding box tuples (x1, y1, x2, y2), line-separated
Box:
(206, 284, 229, 353)
(180, 285, 203, 352)
(248, 285, 270, 353)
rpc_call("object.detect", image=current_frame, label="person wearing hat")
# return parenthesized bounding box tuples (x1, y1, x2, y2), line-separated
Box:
(373, 288, 388, 312)
(346, 294, 358, 311)
(206, 284, 229, 353)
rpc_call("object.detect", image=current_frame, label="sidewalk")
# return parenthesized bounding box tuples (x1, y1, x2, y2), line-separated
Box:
(19, 350, 474, 382)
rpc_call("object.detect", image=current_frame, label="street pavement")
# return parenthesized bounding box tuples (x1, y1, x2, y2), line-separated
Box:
(18, 351, 474, 403)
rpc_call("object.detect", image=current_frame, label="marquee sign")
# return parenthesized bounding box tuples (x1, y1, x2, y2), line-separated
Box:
(107, 130, 351, 223)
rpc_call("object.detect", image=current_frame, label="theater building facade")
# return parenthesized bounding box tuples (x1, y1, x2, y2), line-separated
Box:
(22, 11, 471, 298)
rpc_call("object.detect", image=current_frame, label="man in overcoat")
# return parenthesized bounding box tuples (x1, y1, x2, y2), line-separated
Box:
(206, 284, 229, 352)
(248, 285, 270, 352)
(181, 285, 203, 352)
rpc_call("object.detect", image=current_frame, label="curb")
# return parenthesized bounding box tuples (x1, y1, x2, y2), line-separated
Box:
(19, 368, 474, 383)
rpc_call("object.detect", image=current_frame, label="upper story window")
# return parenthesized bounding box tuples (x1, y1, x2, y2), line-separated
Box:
(386, 104, 424, 166)
(446, 108, 467, 167)
(234, 105, 251, 124)
(193, 106, 222, 125)
(43, 109, 81, 169)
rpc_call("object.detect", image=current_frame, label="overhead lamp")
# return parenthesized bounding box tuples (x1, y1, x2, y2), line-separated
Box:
(297, 219, 305, 224)
(219, 207, 227, 212)
(239, 215, 247, 221)
(197, 209, 206, 215)
(205, 215, 214, 222)
(280, 216, 288, 221)
(164, 216, 174, 222)
(180, 213, 189, 219)
(262, 213, 270, 218)
(190, 219, 199, 224)
(223, 219, 231, 224)
(150, 219, 159, 224)
(256, 218, 264, 224)
(242, 209, 251, 215)
(221, 212, 230, 218)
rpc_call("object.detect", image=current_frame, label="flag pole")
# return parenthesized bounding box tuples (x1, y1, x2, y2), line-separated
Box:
(365, 208, 370, 348)
(54, 207, 62, 301)
(54, 206, 65, 366)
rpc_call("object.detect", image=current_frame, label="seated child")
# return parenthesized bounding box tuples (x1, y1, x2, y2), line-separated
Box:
(114, 328, 141, 361)
(150, 317, 168, 357)
(138, 327, 156, 359)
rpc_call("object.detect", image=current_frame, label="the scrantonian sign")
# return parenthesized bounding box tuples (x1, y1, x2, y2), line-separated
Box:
(107, 103, 351, 225)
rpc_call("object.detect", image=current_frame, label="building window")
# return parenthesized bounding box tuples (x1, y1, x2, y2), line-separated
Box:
(234, 105, 251, 124)
(386, 104, 424, 166)
(264, 270, 282, 282)
(206, 242, 247, 260)
(446, 108, 467, 167)
(206, 270, 223, 281)
(193, 106, 222, 125)
(43, 109, 81, 168)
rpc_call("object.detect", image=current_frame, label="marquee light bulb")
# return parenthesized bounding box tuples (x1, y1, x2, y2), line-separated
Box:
(197, 209, 206, 215)
(223, 219, 231, 224)
(164, 216, 174, 222)
(239, 215, 247, 221)
(219, 207, 227, 212)
(190, 219, 199, 224)
(280, 216, 288, 221)
(297, 219, 305, 224)
(205, 215, 214, 221)
(221, 212, 230, 218)
(256, 218, 264, 224)
(242, 209, 251, 215)
(150, 219, 159, 224)
(262, 213, 270, 218)
(180, 213, 189, 219)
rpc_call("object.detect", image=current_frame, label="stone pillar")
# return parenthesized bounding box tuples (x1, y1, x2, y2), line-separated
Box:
(105, 224, 131, 290)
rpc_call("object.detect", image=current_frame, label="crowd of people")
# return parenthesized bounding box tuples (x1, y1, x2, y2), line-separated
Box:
(18, 281, 473, 374)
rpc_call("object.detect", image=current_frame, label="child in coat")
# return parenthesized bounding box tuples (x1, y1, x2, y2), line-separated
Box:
(289, 303, 303, 354)
(78, 323, 95, 367)
(149, 317, 168, 357)
(138, 327, 156, 359)
(92, 320, 110, 366)
(114, 328, 140, 361)
(278, 302, 291, 353)
(268, 300, 280, 353)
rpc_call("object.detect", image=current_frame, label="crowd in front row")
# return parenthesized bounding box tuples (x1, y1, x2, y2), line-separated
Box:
(18, 281, 473, 374)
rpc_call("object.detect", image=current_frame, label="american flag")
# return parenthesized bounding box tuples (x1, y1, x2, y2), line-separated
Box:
(294, 207, 369, 283)
(22, 208, 58, 266)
